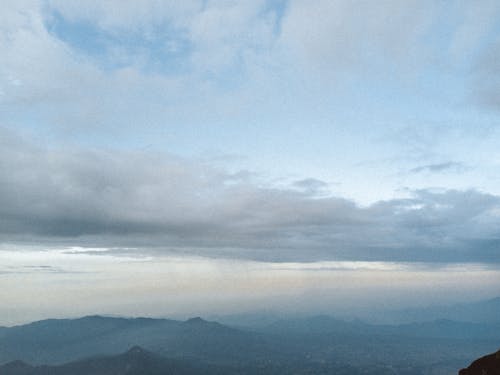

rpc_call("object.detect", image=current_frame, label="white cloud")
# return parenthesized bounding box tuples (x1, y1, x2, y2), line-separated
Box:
(46, 0, 202, 33)
(0, 0, 282, 135)
(279, 0, 437, 74)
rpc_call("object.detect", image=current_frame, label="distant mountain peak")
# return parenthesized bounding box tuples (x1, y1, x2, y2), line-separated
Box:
(1, 359, 33, 370)
(79, 314, 108, 320)
(185, 317, 207, 324)
(126, 345, 148, 355)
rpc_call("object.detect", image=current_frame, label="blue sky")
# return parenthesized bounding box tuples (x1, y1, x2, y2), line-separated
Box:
(1, 1, 500, 323)
(3, 0, 500, 206)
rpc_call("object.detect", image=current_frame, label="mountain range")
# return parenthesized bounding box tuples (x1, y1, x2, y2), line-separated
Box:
(0, 346, 232, 375)
(377, 297, 500, 325)
(0, 303, 498, 375)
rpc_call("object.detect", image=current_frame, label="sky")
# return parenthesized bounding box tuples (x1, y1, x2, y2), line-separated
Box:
(1, 0, 500, 325)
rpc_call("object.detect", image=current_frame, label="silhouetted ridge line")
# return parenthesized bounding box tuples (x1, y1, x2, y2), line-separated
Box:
(459, 349, 500, 375)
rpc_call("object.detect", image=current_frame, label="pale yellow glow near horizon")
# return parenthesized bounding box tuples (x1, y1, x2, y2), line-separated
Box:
(1, 246, 499, 326)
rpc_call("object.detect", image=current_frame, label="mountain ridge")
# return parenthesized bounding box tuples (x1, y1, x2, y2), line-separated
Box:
(0, 313, 497, 374)
(0, 346, 232, 375)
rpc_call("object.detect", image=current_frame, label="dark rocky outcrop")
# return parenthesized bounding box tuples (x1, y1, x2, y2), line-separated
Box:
(459, 349, 500, 375)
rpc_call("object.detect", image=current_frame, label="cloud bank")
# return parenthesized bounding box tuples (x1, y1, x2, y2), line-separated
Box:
(1, 128, 499, 264)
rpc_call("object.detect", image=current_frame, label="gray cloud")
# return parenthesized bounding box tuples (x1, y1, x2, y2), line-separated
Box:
(1, 128, 499, 264)
(473, 38, 500, 111)
(0, 265, 74, 275)
(449, 2, 500, 112)
(409, 161, 468, 174)
(291, 178, 330, 195)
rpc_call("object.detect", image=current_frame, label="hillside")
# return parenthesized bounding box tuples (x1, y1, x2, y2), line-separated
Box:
(0, 346, 231, 375)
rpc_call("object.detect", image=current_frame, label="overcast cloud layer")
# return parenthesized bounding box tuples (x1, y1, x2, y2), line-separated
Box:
(1, 127, 499, 263)
(1, 1, 500, 265)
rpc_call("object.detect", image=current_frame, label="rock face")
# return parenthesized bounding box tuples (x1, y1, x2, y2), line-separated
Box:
(459, 350, 500, 375)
